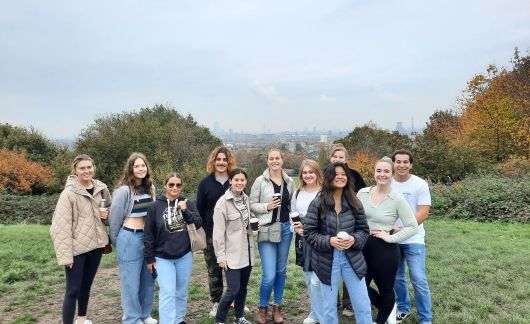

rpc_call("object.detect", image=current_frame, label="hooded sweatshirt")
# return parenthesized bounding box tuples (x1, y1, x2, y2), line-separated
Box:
(144, 195, 202, 264)
(50, 175, 111, 265)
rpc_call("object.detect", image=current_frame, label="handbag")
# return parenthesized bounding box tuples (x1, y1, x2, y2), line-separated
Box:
(258, 221, 282, 243)
(187, 223, 207, 252)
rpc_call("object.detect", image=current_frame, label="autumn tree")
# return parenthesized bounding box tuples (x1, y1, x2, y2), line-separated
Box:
(0, 123, 59, 164)
(0, 148, 54, 194)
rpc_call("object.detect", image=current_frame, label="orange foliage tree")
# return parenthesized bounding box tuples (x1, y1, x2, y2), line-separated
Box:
(349, 150, 380, 184)
(0, 148, 54, 194)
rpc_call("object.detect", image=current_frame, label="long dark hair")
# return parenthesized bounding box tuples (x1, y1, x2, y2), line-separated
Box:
(320, 163, 363, 217)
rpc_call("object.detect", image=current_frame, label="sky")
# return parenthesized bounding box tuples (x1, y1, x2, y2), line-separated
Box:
(1, 0, 529, 139)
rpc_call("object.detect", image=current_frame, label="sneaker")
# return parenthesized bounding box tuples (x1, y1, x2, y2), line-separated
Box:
(342, 304, 354, 317)
(303, 317, 319, 324)
(396, 311, 410, 323)
(233, 317, 251, 324)
(75, 321, 92, 324)
(143, 317, 158, 324)
(209, 302, 219, 317)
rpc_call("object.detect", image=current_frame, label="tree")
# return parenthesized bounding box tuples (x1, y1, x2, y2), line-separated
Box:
(75, 104, 222, 196)
(0, 148, 54, 194)
(0, 123, 59, 164)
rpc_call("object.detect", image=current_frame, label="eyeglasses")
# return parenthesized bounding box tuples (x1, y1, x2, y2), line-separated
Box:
(167, 183, 182, 188)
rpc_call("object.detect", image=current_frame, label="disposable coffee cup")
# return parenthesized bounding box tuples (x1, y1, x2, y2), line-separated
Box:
(250, 218, 259, 231)
(289, 211, 301, 223)
(99, 199, 106, 211)
(337, 231, 349, 240)
(272, 193, 282, 205)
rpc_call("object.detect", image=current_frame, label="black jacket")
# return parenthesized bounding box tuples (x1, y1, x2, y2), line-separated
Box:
(144, 195, 202, 264)
(349, 168, 367, 192)
(196, 174, 230, 237)
(304, 194, 369, 285)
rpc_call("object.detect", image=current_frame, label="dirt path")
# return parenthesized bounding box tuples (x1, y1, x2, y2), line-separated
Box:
(2, 257, 358, 323)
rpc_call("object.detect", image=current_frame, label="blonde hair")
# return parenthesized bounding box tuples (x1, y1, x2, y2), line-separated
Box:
(329, 143, 349, 160)
(298, 159, 323, 189)
(377, 156, 394, 174)
(71, 154, 94, 175)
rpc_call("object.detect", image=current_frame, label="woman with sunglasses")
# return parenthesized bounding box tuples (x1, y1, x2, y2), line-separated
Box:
(144, 172, 202, 324)
(109, 153, 157, 324)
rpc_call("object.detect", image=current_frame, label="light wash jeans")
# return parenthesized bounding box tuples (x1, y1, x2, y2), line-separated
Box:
(258, 222, 293, 307)
(395, 243, 433, 324)
(319, 249, 372, 324)
(303, 271, 323, 322)
(155, 252, 193, 324)
(116, 229, 155, 324)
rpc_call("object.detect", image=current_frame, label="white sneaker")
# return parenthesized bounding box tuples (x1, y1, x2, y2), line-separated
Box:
(143, 317, 158, 324)
(75, 321, 92, 324)
(342, 305, 354, 317)
(303, 317, 319, 324)
(209, 302, 219, 317)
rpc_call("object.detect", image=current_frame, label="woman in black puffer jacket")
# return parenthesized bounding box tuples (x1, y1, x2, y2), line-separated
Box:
(304, 163, 372, 324)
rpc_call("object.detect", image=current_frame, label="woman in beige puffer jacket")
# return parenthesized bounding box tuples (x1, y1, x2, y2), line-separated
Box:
(50, 154, 110, 324)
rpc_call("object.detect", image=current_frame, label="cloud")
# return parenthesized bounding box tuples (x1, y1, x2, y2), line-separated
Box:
(250, 80, 285, 103)
(319, 94, 337, 102)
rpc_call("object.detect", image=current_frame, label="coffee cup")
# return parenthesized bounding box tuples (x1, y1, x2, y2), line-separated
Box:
(272, 193, 282, 205)
(337, 231, 349, 240)
(289, 211, 301, 223)
(250, 218, 259, 231)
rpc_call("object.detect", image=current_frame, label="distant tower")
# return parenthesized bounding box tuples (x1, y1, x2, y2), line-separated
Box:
(396, 121, 404, 133)
(320, 135, 328, 143)
(411, 117, 415, 133)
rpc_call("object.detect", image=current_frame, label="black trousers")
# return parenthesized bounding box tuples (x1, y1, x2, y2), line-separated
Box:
(363, 236, 400, 324)
(216, 265, 252, 323)
(63, 248, 103, 324)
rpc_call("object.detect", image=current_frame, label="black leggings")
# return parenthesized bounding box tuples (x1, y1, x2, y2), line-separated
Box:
(63, 248, 103, 324)
(216, 265, 252, 323)
(363, 236, 400, 324)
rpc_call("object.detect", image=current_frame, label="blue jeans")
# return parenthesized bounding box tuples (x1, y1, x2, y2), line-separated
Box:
(116, 229, 155, 324)
(156, 252, 193, 324)
(258, 222, 293, 307)
(319, 250, 372, 324)
(395, 243, 432, 324)
(303, 271, 323, 322)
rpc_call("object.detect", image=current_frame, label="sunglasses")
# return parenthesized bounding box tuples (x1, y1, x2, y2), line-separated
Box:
(167, 183, 182, 188)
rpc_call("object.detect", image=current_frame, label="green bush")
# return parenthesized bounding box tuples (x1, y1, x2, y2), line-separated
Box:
(431, 174, 530, 223)
(0, 194, 58, 224)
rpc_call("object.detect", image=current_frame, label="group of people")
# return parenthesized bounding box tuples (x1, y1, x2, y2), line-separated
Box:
(50, 144, 433, 324)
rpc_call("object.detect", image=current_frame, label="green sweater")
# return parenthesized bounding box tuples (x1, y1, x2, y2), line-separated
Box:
(357, 187, 418, 243)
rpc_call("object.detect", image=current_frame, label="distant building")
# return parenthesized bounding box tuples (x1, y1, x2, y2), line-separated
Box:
(320, 135, 328, 143)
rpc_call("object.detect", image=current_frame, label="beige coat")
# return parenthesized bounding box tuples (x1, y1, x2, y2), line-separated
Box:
(50, 175, 110, 266)
(213, 189, 255, 269)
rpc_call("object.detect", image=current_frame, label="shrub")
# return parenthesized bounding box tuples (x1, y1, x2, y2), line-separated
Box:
(0, 149, 54, 194)
(0, 193, 59, 224)
(431, 174, 530, 223)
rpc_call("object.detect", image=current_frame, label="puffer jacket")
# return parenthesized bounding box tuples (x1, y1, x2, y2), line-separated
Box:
(303, 193, 369, 285)
(50, 175, 110, 266)
(213, 188, 255, 269)
(249, 169, 295, 225)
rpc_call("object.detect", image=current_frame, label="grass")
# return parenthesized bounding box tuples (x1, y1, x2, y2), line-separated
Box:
(0, 220, 529, 323)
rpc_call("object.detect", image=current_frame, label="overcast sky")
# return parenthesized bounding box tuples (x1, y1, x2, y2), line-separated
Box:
(1, 0, 529, 139)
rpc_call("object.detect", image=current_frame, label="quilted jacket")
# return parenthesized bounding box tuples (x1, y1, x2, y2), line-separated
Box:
(50, 175, 111, 266)
(249, 169, 295, 225)
(304, 194, 369, 285)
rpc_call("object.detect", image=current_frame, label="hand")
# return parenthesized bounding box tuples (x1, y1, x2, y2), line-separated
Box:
(177, 199, 187, 211)
(218, 261, 228, 270)
(392, 226, 402, 233)
(147, 262, 156, 273)
(371, 230, 390, 242)
(293, 221, 304, 236)
(330, 237, 344, 250)
(65, 263, 73, 269)
(99, 208, 109, 220)
(267, 197, 281, 211)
